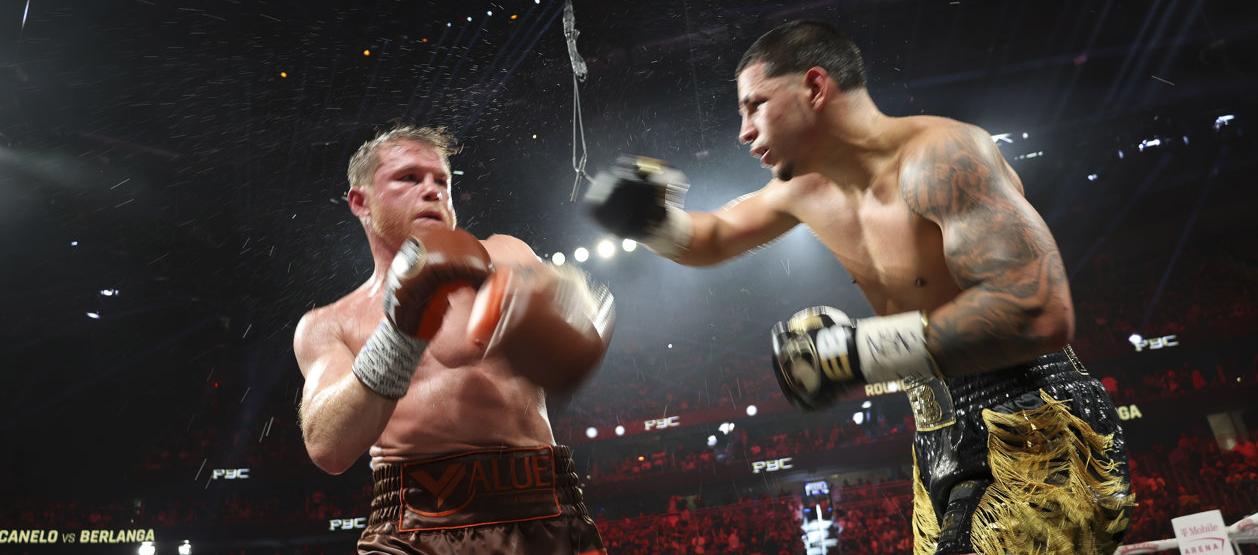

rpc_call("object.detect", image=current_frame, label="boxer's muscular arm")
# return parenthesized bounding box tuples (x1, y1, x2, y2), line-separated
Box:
(901, 124, 1074, 376)
(676, 180, 799, 266)
(294, 309, 396, 475)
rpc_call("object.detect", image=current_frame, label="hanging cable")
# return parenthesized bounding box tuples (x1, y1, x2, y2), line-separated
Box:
(570, 74, 593, 201)
(564, 0, 593, 201)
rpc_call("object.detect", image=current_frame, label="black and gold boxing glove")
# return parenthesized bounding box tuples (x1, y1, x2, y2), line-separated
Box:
(771, 307, 942, 410)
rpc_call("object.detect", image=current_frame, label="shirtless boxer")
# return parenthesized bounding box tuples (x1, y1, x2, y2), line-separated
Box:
(586, 21, 1132, 555)
(294, 126, 612, 554)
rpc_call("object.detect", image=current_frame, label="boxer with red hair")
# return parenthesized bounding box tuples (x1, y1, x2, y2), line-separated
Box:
(294, 125, 613, 554)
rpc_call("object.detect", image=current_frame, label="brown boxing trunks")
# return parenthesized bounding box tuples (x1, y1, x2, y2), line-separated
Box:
(358, 445, 606, 555)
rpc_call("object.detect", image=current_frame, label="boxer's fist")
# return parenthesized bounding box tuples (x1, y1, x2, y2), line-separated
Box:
(771, 307, 940, 411)
(771, 307, 865, 411)
(584, 155, 692, 259)
(468, 265, 614, 391)
(386, 227, 492, 341)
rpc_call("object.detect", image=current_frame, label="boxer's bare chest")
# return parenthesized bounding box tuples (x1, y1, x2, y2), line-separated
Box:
(333, 273, 552, 459)
(789, 171, 963, 316)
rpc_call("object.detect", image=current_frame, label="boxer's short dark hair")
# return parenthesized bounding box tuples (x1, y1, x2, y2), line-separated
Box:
(736, 20, 866, 91)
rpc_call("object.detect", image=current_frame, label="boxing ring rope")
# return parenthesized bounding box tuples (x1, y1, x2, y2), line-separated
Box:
(1113, 511, 1258, 554)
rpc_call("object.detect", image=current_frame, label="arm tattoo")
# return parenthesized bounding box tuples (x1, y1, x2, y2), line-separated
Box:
(901, 127, 1072, 375)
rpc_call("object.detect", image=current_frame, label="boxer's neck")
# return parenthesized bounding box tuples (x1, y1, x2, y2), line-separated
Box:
(813, 89, 896, 190)
(364, 230, 402, 297)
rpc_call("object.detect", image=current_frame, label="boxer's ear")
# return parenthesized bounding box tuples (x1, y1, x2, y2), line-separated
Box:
(348, 187, 369, 217)
(803, 67, 831, 111)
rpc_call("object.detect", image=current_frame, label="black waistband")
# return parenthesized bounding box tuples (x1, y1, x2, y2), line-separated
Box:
(943, 348, 1093, 415)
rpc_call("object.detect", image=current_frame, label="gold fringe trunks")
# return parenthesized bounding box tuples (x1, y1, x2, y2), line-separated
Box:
(910, 348, 1134, 555)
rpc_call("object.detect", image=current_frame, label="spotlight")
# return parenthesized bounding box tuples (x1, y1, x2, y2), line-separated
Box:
(706, 435, 718, 447)
(585, 427, 598, 439)
(100, 289, 119, 296)
(861, 400, 872, 409)
(1117, 149, 1124, 159)
(745, 404, 758, 416)
(1128, 334, 1143, 346)
(551, 252, 566, 266)
(1022, 132, 1029, 139)
(1087, 173, 1098, 182)
(574, 247, 589, 262)
(718, 422, 735, 434)
(362, 49, 371, 56)
(486, 10, 492, 16)
(622, 239, 638, 252)
(597, 239, 616, 259)
(279, 71, 288, 78)
(614, 425, 625, 436)
(138, 542, 156, 555)
(179, 540, 193, 555)
(86, 312, 100, 319)
(852, 412, 864, 425)
(466, 16, 472, 22)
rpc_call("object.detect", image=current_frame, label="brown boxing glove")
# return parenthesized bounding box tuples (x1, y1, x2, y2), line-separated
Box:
(352, 227, 491, 399)
(467, 265, 615, 391)
(387, 227, 493, 341)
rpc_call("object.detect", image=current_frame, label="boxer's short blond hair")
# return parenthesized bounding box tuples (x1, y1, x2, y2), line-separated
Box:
(347, 125, 459, 190)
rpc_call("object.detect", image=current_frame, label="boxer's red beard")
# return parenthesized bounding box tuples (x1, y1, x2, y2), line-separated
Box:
(369, 204, 412, 243)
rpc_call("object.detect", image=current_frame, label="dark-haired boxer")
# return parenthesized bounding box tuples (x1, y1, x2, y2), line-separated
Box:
(295, 126, 612, 554)
(587, 20, 1131, 555)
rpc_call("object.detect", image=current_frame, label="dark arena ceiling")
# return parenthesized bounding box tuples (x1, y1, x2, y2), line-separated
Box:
(1, 0, 1256, 553)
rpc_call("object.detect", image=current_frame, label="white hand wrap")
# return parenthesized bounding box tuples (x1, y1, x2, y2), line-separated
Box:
(640, 205, 693, 261)
(855, 311, 942, 384)
(552, 265, 616, 339)
(351, 320, 427, 399)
